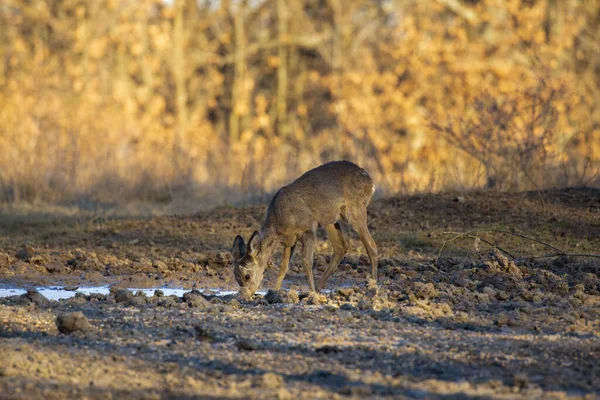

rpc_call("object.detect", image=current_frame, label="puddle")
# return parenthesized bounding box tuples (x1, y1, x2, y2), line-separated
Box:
(0, 285, 257, 301)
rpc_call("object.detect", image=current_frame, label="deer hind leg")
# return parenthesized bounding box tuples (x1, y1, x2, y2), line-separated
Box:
(316, 222, 348, 292)
(273, 244, 294, 290)
(347, 206, 378, 281)
(300, 231, 316, 292)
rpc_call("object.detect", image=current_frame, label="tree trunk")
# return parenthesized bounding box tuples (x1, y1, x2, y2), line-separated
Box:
(277, 0, 289, 138)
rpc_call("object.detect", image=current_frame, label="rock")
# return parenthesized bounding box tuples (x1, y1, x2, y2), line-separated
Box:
(305, 292, 327, 305)
(194, 323, 220, 341)
(158, 296, 178, 308)
(183, 290, 210, 308)
(85, 271, 104, 282)
(114, 289, 133, 303)
(495, 314, 510, 326)
(357, 299, 372, 311)
(453, 277, 469, 288)
(341, 385, 373, 396)
(412, 282, 439, 299)
(15, 246, 35, 262)
(228, 298, 241, 307)
(188, 295, 210, 308)
(497, 290, 509, 300)
(129, 296, 147, 307)
(235, 338, 260, 351)
(340, 303, 355, 311)
(336, 287, 355, 298)
(23, 290, 50, 307)
(89, 293, 107, 301)
(513, 373, 529, 389)
(45, 262, 65, 274)
(337, 310, 354, 324)
(154, 290, 164, 297)
(482, 286, 497, 298)
(56, 312, 92, 334)
(265, 289, 300, 304)
(260, 372, 284, 389)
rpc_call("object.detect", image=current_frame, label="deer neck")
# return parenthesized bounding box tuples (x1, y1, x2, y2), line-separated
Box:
(257, 229, 279, 269)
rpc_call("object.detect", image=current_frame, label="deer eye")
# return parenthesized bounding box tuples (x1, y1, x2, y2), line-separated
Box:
(244, 274, 251, 281)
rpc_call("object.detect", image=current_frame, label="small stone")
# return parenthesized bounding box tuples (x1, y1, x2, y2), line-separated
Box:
(357, 299, 372, 311)
(340, 303, 355, 311)
(114, 289, 133, 303)
(194, 323, 219, 341)
(454, 277, 469, 287)
(337, 310, 354, 324)
(497, 291, 509, 300)
(305, 292, 327, 305)
(45, 262, 65, 274)
(129, 296, 147, 307)
(496, 314, 510, 326)
(323, 304, 337, 312)
(482, 286, 497, 298)
(56, 312, 92, 334)
(513, 373, 529, 389)
(154, 290, 164, 297)
(158, 296, 178, 308)
(235, 338, 260, 351)
(337, 287, 354, 298)
(228, 299, 241, 307)
(15, 246, 35, 262)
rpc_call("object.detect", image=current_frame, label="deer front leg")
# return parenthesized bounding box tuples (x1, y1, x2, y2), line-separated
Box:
(300, 231, 316, 292)
(274, 245, 293, 290)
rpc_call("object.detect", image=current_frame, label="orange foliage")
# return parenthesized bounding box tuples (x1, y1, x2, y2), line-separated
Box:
(0, 0, 598, 204)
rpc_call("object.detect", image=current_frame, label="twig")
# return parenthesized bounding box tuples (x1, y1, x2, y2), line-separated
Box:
(437, 231, 517, 261)
(476, 229, 566, 255)
(516, 253, 600, 261)
(438, 230, 600, 263)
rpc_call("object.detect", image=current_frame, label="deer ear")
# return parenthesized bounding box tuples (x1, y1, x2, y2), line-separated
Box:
(231, 235, 246, 260)
(247, 231, 261, 256)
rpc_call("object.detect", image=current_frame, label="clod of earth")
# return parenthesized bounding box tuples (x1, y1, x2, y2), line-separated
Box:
(235, 338, 261, 351)
(114, 289, 133, 303)
(56, 311, 92, 333)
(23, 290, 50, 307)
(264, 289, 299, 304)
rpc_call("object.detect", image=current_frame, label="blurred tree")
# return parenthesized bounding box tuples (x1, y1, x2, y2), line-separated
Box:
(0, 0, 597, 203)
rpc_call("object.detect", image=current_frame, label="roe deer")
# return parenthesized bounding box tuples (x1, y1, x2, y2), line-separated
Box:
(231, 160, 377, 297)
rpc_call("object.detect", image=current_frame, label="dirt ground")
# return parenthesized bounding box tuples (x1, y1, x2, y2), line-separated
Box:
(1, 188, 599, 399)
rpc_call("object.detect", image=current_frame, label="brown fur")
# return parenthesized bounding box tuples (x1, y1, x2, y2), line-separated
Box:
(231, 161, 377, 296)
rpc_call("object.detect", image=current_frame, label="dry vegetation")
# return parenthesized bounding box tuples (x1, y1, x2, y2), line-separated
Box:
(0, 0, 599, 207)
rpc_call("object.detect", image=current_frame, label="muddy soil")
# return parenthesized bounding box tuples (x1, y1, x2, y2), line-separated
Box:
(1, 188, 599, 398)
